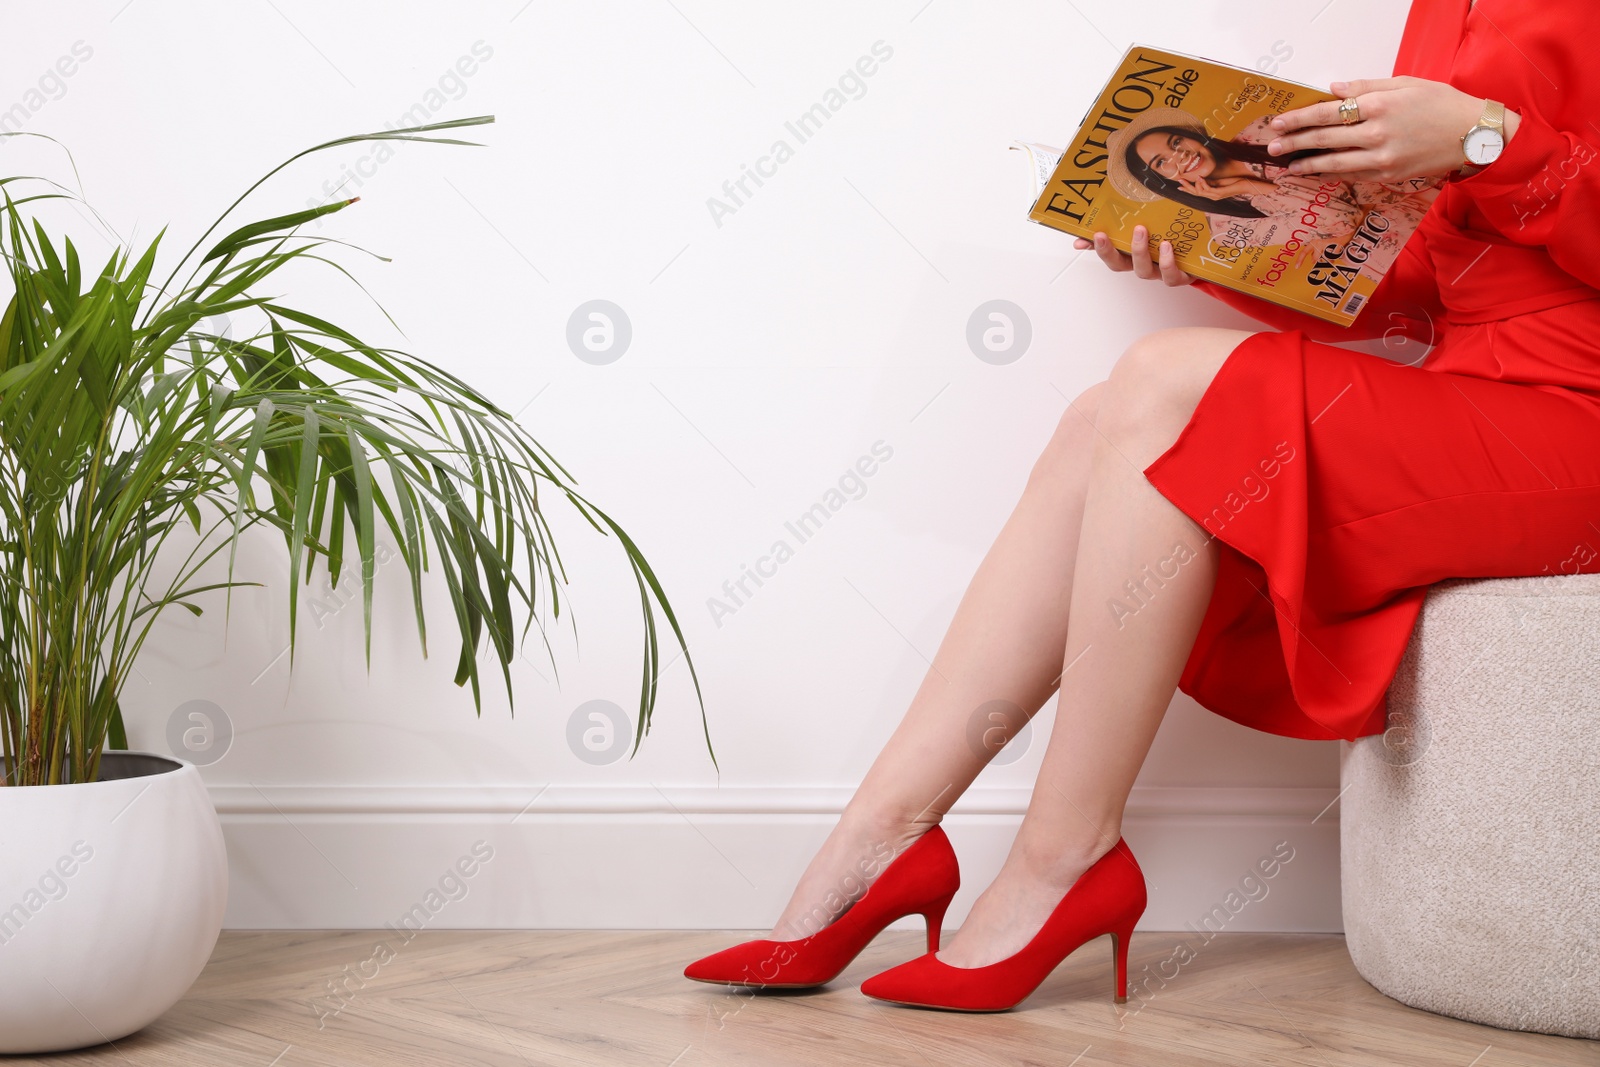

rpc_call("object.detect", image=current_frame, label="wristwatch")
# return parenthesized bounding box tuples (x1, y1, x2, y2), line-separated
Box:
(1454, 98, 1506, 179)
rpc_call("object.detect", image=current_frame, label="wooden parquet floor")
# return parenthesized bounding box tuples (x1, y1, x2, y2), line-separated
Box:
(9, 931, 1595, 1066)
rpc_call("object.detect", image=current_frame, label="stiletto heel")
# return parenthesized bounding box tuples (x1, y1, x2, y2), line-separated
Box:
(1109, 917, 1136, 1003)
(684, 825, 961, 988)
(922, 890, 956, 953)
(860, 837, 1147, 1012)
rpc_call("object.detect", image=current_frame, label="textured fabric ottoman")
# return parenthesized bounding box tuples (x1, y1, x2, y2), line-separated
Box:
(1341, 574, 1600, 1039)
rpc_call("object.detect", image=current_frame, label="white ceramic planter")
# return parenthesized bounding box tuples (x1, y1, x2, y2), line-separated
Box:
(0, 751, 227, 1054)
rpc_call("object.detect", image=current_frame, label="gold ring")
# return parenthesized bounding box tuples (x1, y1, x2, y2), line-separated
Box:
(1338, 96, 1362, 124)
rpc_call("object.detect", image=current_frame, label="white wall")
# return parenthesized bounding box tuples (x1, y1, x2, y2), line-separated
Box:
(2, 0, 1415, 931)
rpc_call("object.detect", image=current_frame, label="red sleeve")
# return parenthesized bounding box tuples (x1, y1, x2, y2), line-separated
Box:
(1448, 100, 1600, 290)
(1190, 224, 1444, 345)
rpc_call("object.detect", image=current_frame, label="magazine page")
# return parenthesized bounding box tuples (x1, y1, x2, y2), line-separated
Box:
(1028, 44, 1442, 327)
(1011, 141, 1066, 203)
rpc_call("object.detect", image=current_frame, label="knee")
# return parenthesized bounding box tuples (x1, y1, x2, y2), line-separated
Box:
(1099, 329, 1207, 442)
(1026, 381, 1105, 488)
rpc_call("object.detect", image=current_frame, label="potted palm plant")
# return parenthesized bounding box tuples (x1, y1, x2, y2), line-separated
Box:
(0, 116, 708, 1053)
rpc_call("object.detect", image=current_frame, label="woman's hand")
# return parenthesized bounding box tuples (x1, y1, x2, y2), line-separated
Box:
(1265, 75, 1519, 183)
(1071, 225, 1196, 286)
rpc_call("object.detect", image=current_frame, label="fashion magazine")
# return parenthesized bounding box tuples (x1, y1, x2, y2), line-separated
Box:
(1022, 44, 1443, 326)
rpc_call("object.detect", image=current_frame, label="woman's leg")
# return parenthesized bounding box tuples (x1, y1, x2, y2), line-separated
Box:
(937, 326, 1247, 966)
(769, 325, 1252, 943)
(767, 380, 1108, 939)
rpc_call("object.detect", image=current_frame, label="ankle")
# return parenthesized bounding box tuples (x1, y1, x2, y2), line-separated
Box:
(769, 807, 936, 941)
(1010, 832, 1119, 893)
(841, 796, 943, 843)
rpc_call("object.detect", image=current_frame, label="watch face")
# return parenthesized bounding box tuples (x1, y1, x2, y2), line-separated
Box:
(1464, 126, 1505, 164)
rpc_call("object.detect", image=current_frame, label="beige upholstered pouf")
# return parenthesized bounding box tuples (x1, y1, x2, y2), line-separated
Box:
(1341, 574, 1600, 1039)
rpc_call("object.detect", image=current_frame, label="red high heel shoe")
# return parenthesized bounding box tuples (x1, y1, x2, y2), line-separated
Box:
(859, 837, 1146, 1011)
(683, 825, 960, 988)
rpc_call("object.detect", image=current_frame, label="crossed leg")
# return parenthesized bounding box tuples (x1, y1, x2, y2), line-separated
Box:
(767, 326, 1255, 961)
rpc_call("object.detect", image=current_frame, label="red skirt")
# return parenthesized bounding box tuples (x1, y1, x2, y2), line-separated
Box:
(1142, 296, 1600, 741)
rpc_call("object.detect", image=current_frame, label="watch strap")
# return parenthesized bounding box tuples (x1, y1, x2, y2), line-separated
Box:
(1480, 98, 1506, 134)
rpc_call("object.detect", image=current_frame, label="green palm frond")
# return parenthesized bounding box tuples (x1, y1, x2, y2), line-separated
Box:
(0, 117, 711, 786)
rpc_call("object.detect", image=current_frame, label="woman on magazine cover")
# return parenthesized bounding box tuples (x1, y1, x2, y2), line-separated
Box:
(1106, 105, 1441, 282)
(685, 0, 1598, 1013)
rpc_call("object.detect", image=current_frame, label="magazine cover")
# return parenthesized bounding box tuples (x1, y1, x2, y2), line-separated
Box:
(1026, 45, 1443, 327)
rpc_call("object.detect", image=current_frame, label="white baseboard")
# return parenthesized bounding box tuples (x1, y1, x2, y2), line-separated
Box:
(213, 784, 1344, 933)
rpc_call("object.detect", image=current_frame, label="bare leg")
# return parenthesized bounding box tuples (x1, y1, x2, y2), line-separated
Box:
(937, 327, 1247, 966)
(767, 381, 1108, 939)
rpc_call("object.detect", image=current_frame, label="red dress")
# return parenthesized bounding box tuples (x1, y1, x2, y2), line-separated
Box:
(1143, 0, 1600, 741)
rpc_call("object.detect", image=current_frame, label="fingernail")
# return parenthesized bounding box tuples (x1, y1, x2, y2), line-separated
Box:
(1271, 117, 1286, 130)
(1268, 140, 1281, 154)
(1331, 80, 1348, 93)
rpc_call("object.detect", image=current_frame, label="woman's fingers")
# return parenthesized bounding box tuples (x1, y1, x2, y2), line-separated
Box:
(1271, 97, 1355, 135)
(1287, 151, 1384, 177)
(1157, 236, 1196, 286)
(1095, 232, 1131, 271)
(1267, 122, 1366, 159)
(1074, 228, 1193, 284)
(1329, 77, 1405, 98)
(1129, 225, 1158, 279)
(1271, 78, 1403, 134)
(1134, 226, 1194, 284)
